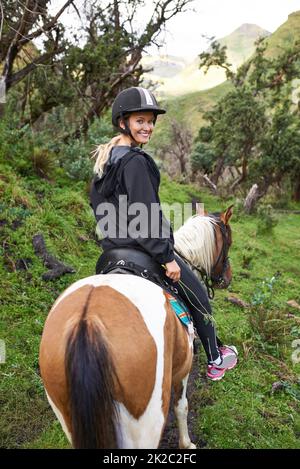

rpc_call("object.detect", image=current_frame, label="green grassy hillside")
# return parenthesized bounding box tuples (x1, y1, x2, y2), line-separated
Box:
(1, 158, 300, 448)
(263, 11, 300, 57)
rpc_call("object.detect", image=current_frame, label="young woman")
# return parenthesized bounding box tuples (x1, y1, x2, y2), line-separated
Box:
(90, 87, 238, 381)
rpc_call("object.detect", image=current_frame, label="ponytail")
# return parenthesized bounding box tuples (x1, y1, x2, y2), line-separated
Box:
(92, 135, 122, 177)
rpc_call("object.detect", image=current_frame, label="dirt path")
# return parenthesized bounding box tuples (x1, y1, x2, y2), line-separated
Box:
(159, 352, 207, 449)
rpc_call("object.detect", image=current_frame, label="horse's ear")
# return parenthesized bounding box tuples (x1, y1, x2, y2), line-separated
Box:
(196, 203, 208, 216)
(220, 204, 234, 224)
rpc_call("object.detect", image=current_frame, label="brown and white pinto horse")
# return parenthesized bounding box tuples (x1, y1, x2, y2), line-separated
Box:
(39, 205, 233, 449)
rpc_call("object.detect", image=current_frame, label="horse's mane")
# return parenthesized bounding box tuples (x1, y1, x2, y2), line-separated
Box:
(174, 215, 217, 274)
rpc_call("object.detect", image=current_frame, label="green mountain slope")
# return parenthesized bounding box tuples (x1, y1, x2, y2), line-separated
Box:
(263, 11, 300, 57)
(143, 23, 269, 96)
(217, 23, 270, 65)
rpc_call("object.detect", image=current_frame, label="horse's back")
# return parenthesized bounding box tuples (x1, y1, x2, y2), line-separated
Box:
(40, 274, 175, 448)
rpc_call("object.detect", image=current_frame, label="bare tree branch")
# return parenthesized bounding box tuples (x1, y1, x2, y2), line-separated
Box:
(202, 174, 218, 193)
(7, 46, 64, 88)
(77, 54, 143, 137)
(19, 0, 75, 45)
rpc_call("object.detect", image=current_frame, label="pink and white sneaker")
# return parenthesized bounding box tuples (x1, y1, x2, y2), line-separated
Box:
(207, 345, 238, 381)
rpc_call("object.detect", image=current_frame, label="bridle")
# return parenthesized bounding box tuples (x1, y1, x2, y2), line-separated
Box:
(175, 215, 231, 300)
(210, 217, 231, 287)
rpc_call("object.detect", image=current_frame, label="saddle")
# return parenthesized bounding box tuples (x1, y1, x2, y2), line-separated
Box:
(96, 247, 193, 331)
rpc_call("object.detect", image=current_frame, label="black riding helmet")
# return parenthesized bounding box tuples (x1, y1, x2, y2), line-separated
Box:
(112, 87, 166, 137)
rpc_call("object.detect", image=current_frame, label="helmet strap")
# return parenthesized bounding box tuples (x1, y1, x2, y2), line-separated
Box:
(119, 113, 135, 143)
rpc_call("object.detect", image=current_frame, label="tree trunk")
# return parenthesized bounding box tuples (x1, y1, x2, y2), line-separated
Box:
(202, 174, 218, 194)
(231, 156, 248, 191)
(0, 77, 6, 118)
(0, 104, 5, 119)
(244, 181, 270, 214)
(211, 155, 225, 185)
(292, 178, 300, 202)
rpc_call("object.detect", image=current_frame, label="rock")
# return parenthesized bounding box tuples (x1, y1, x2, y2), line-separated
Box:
(226, 296, 250, 308)
(287, 300, 300, 311)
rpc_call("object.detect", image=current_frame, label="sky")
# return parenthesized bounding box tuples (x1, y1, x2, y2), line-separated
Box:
(48, 0, 300, 58)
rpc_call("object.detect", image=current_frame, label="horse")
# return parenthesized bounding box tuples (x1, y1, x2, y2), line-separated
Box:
(39, 205, 233, 449)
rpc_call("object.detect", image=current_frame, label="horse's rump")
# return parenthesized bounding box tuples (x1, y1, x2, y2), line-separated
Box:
(40, 275, 190, 448)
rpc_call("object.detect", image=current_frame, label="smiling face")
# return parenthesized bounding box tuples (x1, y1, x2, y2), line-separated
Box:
(120, 111, 155, 145)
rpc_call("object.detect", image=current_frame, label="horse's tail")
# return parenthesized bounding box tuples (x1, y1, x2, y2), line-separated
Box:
(65, 290, 119, 449)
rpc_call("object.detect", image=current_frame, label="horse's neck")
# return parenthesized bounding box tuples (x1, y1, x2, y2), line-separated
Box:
(174, 216, 216, 274)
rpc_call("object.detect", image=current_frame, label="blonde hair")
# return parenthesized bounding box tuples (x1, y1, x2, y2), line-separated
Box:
(92, 135, 122, 177)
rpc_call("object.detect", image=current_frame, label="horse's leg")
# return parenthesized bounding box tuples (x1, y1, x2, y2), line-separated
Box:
(174, 375, 196, 449)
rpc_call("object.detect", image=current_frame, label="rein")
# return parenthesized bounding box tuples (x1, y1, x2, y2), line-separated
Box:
(174, 247, 215, 299)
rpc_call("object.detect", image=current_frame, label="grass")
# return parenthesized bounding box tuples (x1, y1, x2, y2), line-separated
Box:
(0, 160, 300, 449)
(193, 208, 300, 449)
(263, 11, 300, 58)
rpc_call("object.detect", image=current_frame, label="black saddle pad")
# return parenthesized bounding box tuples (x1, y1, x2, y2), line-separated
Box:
(96, 247, 166, 277)
(95, 247, 185, 303)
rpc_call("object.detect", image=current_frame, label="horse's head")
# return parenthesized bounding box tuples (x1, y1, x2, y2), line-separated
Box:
(209, 205, 233, 289)
(174, 203, 234, 293)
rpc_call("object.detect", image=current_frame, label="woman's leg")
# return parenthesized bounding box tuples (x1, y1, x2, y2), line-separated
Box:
(171, 254, 220, 362)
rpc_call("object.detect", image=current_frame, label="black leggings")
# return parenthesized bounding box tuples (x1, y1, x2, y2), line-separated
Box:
(171, 254, 220, 362)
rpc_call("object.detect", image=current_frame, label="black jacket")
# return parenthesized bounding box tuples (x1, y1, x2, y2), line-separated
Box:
(89, 146, 175, 264)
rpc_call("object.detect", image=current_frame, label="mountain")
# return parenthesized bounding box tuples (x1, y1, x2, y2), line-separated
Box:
(151, 11, 300, 149)
(217, 24, 271, 65)
(142, 23, 270, 97)
(142, 55, 189, 79)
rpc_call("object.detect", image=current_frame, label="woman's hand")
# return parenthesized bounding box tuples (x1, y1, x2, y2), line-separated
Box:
(165, 259, 181, 283)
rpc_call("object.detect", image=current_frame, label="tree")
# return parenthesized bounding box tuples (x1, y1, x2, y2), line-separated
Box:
(199, 38, 234, 81)
(195, 36, 300, 206)
(1, 0, 193, 135)
(250, 96, 300, 201)
(70, 0, 193, 138)
(157, 118, 193, 179)
(191, 141, 216, 175)
(192, 87, 266, 187)
(0, 1, 74, 91)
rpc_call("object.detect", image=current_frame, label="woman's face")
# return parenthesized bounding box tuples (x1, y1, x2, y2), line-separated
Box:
(120, 112, 155, 145)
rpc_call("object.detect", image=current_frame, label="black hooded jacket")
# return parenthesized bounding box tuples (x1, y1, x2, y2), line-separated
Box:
(89, 146, 175, 264)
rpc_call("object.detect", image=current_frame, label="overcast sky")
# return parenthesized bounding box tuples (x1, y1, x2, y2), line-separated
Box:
(49, 0, 300, 58)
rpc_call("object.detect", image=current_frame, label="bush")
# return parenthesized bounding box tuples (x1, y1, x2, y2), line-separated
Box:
(57, 117, 114, 181)
(190, 142, 216, 174)
(248, 274, 290, 354)
(0, 119, 34, 175)
(256, 204, 278, 235)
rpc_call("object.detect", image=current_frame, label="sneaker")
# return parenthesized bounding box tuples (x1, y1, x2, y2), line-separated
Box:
(207, 345, 238, 381)
(207, 364, 226, 381)
(219, 345, 238, 369)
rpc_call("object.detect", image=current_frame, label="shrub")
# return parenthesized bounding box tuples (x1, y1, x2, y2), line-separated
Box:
(249, 274, 290, 354)
(256, 204, 278, 235)
(57, 117, 113, 181)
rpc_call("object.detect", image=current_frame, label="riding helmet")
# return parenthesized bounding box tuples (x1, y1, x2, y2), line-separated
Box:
(112, 87, 166, 128)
